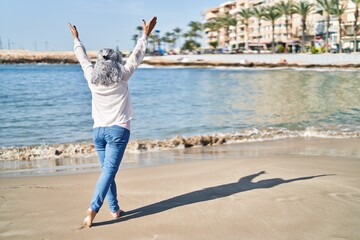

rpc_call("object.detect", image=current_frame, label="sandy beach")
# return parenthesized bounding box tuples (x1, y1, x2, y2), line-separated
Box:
(0, 137, 359, 240)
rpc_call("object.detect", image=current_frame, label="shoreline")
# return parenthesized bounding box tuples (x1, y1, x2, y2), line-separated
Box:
(1, 127, 359, 162)
(0, 137, 359, 239)
(142, 57, 360, 69)
(1, 50, 360, 69)
(1, 136, 360, 177)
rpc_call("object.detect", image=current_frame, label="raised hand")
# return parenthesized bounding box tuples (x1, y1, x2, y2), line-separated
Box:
(68, 23, 79, 39)
(142, 17, 157, 37)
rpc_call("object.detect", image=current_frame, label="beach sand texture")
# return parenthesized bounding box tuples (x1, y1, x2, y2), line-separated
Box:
(0, 138, 359, 240)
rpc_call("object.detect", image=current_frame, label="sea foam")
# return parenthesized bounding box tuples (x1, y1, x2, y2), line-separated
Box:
(1, 127, 359, 162)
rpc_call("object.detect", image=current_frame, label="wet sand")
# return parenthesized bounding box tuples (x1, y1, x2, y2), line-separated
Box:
(0, 138, 359, 240)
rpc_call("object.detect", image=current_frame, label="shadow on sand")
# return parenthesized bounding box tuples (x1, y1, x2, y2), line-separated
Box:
(92, 171, 333, 227)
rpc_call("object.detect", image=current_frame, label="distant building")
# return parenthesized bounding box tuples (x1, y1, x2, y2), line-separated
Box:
(341, 0, 360, 50)
(204, 1, 236, 48)
(204, 0, 360, 52)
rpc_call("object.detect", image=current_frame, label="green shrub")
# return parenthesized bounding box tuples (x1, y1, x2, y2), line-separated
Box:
(209, 41, 218, 49)
(181, 40, 201, 51)
(275, 44, 285, 53)
(310, 46, 319, 54)
(320, 45, 327, 53)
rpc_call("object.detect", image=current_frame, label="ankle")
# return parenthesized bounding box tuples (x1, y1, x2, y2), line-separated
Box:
(111, 209, 122, 219)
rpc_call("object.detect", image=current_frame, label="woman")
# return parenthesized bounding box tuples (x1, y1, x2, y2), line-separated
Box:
(68, 16, 157, 227)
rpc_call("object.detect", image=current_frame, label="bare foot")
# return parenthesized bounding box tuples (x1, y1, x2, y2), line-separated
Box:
(111, 209, 123, 219)
(83, 208, 96, 227)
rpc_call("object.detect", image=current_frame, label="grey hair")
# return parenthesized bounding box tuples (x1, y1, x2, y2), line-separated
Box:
(91, 48, 123, 86)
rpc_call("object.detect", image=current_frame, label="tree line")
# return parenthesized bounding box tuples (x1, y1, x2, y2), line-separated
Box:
(132, 0, 360, 54)
(131, 22, 203, 54)
(206, 0, 360, 53)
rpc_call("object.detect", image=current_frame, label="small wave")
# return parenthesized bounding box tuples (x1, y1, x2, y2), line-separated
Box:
(144, 65, 360, 72)
(290, 67, 360, 72)
(0, 142, 96, 162)
(211, 66, 360, 72)
(141, 65, 204, 69)
(0, 127, 359, 162)
(212, 66, 295, 71)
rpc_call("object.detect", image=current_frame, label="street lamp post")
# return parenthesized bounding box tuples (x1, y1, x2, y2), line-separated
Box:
(155, 29, 161, 52)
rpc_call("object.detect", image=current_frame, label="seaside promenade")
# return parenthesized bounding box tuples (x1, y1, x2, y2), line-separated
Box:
(142, 52, 360, 68)
(153, 53, 360, 65)
(1, 50, 360, 67)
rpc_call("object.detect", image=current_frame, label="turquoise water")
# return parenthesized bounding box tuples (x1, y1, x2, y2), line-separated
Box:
(0, 64, 359, 147)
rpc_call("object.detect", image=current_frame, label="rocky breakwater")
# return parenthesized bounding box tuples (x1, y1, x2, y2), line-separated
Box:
(0, 50, 97, 64)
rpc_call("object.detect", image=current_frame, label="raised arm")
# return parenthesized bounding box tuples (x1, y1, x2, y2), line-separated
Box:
(68, 23, 93, 82)
(122, 17, 157, 82)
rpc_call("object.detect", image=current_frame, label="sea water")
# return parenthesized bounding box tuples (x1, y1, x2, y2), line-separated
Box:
(1, 64, 359, 147)
(1, 64, 360, 176)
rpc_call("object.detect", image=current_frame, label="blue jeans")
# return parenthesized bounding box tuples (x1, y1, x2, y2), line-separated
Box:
(90, 125, 130, 213)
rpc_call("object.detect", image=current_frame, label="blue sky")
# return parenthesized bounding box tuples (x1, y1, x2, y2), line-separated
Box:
(0, 0, 225, 51)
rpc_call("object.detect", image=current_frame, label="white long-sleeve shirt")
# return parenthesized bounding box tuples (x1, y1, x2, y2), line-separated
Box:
(73, 35, 148, 130)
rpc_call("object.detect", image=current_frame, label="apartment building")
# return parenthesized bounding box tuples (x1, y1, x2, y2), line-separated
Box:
(339, 0, 360, 50)
(204, 0, 360, 52)
(204, 1, 236, 47)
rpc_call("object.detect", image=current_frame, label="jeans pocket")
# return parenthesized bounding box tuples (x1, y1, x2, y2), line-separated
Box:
(93, 128, 100, 141)
(107, 126, 129, 143)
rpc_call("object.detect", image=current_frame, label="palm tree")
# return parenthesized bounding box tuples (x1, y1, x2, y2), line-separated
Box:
(252, 7, 266, 43)
(263, 6, 282, 53)
(317, 0, 335, 52)
(216, 13, 237, 46)
(131, 34, 139, 47)
(136, 26, 143, 36)
(204, 19, 222, 48)
(148, 34, 160, 52)
(275, 0, 296, 41)
(294, 0, 315, 52)
(182, 21, 203, 51)
(173, 27, 182, 50)
(238, 8, 253, 51)
(183, 21, 202, 41)
(351, 0, 360, 52)
(162, 32, 176, 51)
(331, 0, 346, 53)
